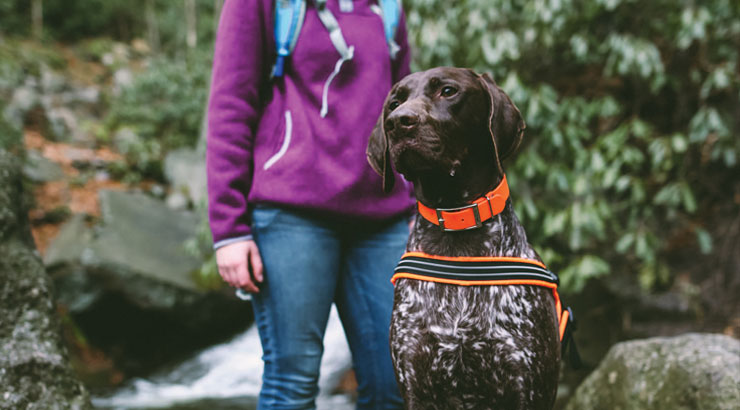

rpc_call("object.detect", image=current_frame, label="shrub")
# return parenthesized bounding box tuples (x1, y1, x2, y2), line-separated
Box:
(405, 0, 740, 291)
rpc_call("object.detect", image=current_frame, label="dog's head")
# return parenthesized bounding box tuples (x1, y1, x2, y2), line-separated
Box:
(367, 67, 525, 192)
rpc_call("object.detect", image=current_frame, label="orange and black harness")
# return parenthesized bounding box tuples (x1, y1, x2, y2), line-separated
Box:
(394, 175, 581, 367)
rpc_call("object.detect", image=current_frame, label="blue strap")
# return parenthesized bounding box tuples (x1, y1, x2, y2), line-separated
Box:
(273, 0, 305, 77)
(379, 0, 400, 58)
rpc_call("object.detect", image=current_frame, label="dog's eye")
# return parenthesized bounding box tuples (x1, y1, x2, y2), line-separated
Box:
(388, 100, 400, 111)
(440, 86, 457, 97)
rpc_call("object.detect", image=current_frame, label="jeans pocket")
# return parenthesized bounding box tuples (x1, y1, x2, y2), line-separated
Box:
(251, 206, 281, 231)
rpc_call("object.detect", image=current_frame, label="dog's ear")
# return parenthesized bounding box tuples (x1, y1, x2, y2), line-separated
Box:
(366, 112, 395, 192)
(478, 73, 526, 164)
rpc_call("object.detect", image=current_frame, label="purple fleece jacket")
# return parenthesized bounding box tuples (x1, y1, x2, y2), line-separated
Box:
(206, 0, 415, 247)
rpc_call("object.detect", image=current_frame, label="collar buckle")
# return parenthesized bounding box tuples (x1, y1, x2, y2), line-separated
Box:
(435, 204, 482, 232)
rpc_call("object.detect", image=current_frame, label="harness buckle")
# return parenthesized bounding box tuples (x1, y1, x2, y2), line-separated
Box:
(435, 204, 483, 232)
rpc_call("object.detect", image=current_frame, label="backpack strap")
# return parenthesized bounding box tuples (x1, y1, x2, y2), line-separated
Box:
(371, 0, 401, 58)
(272, 0, 306, 78)
(314, 0, 354, 117)
(314, 0, 353, 60)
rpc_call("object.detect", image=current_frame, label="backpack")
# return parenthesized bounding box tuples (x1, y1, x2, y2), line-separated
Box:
(271, 0, 402, 78)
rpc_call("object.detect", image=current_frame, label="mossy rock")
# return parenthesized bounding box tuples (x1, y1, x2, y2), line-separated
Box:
(0, 149, 91, 409)
(566, 333, 740, 410)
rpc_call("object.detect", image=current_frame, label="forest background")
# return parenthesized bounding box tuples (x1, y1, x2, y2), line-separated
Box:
(0, 0, 738, 403)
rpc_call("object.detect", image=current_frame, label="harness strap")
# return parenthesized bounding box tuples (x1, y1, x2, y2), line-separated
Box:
(392, 252, 581, 368)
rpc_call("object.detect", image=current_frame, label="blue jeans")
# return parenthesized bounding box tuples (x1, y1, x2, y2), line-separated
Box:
(250, 206, 407, 410)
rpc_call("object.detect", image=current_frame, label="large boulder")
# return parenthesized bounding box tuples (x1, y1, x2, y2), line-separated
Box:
(163, 147, 206, 209)
(0, 149, 92, 409)
(566, 333, 740, 410)
(44, 189, 252, 375)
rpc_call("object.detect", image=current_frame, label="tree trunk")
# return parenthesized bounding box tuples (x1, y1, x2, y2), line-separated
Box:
(185, 0, 197, 49)
(31, 0, 43, 40)
(146, 0, 160, 54)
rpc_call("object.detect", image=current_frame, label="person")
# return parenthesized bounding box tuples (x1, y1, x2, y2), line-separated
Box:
(206, 0, 415, 408)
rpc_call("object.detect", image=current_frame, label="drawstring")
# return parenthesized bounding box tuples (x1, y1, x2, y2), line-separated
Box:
(320, 46, 354, 117)
(315, 0, 354, 118)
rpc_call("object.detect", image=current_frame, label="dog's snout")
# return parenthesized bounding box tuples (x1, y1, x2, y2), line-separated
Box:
(398, 112, 419, 128)
(386, 107, 421, 134)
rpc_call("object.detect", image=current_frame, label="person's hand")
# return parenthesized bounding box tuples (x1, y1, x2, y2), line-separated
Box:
(215, 240, 264, 293)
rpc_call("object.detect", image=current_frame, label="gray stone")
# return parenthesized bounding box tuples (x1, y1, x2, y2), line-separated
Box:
(3, 86, 39, 130)
(566, 333, 740, 410)
(8, 86, 40, 113)
(163, 147, 207, 207)
(112, 68, 134, 95)
(22, 149, 65, 182)
(112, 127, 142, 156)
(166, 191, 189, 210)
(40, 65, 67, 94)
(44, 189, 252, 374)
(44, 214, 93, 268)
(88, 189, 201, 293)
(0, 149, 92, 409)
(46, 106, 79, 142)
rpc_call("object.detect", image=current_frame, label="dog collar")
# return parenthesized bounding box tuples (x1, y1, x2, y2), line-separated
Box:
(392, 251, 581, 367)
(417, 175, 509, 231)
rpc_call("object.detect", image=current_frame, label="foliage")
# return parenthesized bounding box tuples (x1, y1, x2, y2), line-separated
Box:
(0, 0, 218, 50)
(183, 199, 221, 290)
(406, 0, 740, 291)
(104, 50, 212, 182)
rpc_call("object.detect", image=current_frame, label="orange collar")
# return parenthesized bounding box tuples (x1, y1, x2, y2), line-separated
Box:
(417, 175, 509, 231)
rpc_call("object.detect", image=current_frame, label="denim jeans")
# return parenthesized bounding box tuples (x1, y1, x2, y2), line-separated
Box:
(250, 206, 407, 410)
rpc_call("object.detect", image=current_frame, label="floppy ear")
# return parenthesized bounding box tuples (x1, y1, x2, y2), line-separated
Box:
(366, 112, 395, 192)
(478, 73, 526, 165)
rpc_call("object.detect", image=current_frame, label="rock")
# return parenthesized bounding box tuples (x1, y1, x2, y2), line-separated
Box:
(22, 149, 65, 182)
(45, 106, 79, 142)
(40, 65, 67, 94)
(44, 214, 93, 268)
(112, 68, 134, 95)
(0, 103, 22, 150)
(566, 333, 740, 410)
(44, 190, 252, 375)
(112, 126, 142, 156)
(163, 147, 207, 207)
(0, 149, 92, 409)
(3, 86, 39, 130)
(166, 191, 189, 210)
(86, 189, 202, 293)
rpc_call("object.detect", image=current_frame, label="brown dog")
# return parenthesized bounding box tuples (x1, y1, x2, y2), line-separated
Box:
(368, 67, 560, 409)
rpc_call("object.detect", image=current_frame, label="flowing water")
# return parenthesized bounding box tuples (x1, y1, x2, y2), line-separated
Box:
(93, 306, 355, 410)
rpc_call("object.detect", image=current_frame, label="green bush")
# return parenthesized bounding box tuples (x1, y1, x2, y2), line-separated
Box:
(0, 0, 218, 55)
(406, 0, 739, 291)
(104, 50, 211, 181)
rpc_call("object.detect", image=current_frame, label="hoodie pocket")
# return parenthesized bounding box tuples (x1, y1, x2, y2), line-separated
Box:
(263, 110, 293, 170)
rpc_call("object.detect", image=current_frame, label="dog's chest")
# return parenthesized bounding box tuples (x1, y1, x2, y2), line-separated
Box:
(391, 209, 560, 400)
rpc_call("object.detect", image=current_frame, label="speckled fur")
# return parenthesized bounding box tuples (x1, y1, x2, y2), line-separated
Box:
(392, 203, 560, 409)
(369, 68, 561, 409)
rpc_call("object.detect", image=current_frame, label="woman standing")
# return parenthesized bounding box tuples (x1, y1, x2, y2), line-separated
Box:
(206, 0, 414, 408)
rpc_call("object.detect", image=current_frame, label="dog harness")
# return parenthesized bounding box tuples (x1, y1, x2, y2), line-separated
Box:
(392, 252, 581, 367)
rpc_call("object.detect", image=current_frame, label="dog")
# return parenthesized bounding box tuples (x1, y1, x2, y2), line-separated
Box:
(367, 67, 561, 409)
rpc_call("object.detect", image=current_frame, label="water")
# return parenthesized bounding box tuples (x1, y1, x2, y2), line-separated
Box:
(93, 306, 355, 410)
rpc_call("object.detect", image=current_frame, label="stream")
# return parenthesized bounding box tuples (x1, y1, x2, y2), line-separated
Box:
(93, 306, 355, 410)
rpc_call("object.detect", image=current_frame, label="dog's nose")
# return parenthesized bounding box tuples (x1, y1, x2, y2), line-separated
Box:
(386, 107, 420, 133)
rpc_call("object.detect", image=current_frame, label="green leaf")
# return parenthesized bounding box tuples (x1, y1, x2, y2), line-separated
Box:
(695, 228, 713, 254)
